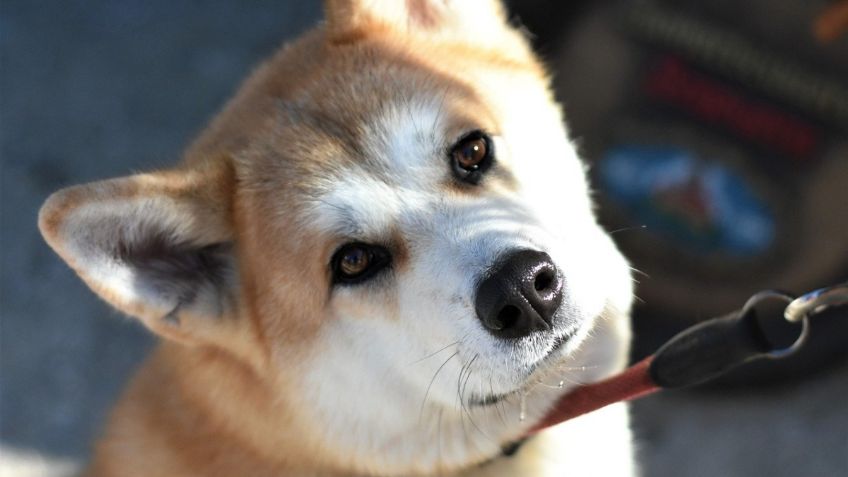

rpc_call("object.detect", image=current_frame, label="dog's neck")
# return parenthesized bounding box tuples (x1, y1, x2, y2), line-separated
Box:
(87, 343, 317, 476)
(87, 343, 524, 477)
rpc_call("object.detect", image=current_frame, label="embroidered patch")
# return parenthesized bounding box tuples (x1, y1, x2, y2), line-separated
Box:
(600, 144, 775, 257)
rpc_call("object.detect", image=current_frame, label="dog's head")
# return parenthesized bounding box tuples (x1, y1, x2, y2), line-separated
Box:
(39, 1, 632, 474)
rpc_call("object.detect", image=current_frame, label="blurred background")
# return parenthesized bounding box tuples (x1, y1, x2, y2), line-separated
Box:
(1, 0, 846, 475)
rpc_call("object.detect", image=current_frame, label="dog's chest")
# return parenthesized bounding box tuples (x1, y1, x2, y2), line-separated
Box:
(446, 402, 636, 477)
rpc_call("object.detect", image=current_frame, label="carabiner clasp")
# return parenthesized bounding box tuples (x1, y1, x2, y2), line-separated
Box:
(784, 282, 848, 323)
(742, 291, 809, 359)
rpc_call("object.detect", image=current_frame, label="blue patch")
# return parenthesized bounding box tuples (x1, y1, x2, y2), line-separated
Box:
(600, 145, 775, 256)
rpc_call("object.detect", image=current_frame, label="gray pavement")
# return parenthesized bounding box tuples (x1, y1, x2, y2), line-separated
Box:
(1, 1, 846, 476)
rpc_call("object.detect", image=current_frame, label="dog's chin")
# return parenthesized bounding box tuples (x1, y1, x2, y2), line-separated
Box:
(468, 321, 587, 408)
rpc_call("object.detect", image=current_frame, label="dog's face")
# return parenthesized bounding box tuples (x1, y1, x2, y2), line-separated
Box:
(39, 1, 632, 475)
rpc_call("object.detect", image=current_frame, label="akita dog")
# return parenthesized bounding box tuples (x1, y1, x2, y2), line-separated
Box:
(39, 1, 636, 475)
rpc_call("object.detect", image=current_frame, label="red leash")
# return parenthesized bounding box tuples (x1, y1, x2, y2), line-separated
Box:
(527, 356, 658, 434)
(525, 284, 848, 436)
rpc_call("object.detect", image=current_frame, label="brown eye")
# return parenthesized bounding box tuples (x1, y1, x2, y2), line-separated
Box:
(454, 137, 487, 170)
(450, 131, 494, 184)
(339, 247, 369, 276)
(331, 243, 391, 284)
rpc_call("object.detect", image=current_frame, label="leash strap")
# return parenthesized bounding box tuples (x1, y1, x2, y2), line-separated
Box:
(526, 283, 848, 436)
(527, 356, 658, 434)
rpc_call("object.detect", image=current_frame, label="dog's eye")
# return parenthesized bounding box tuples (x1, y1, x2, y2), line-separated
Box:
(331, 243, 391, 284)
(455, 137, 487, 169)
(450, 131, 493, 184)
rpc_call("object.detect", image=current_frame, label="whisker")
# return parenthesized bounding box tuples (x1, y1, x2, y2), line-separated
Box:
(554, 363, 597, 387)
(608, 224, 647, 235)
(489, 372, 507, 426)
(419, 351, 459, 424)
(478, 377, 492, 431)
(460, 355, 479, 410)
(556, 364, 601, 372)
(497, 386, 510, 424)
(456, 356, 474, 417)
(629, 266, 650, 278)
(558, 373, 589, 387)
(455, 358, 471, 444)
(536, 379, 566, 389)
(408, 340, 460, 365)
(459, 355, 490, 440)
(435, 407, 444, 477)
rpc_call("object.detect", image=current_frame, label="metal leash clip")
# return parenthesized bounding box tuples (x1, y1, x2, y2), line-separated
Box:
(741, 282, 848, 360)
(741, 290, 807, 359)
(784, 282, 848, 323)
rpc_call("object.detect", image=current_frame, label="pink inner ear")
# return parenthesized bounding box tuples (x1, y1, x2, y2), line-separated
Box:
(406, 0, 443, 29)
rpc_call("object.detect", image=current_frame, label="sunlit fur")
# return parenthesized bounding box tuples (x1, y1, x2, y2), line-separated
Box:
(38, 1, 635, 476)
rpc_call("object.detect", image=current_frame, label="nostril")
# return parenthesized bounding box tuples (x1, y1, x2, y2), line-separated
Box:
(534, 269, 555, 292)
(496, 305, 521, 331)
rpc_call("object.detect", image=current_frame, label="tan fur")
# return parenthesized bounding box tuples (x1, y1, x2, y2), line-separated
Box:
(39, 2, 633, 476)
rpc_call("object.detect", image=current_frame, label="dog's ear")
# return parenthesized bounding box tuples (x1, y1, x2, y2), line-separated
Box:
(324, 0, 509, 42)
(38, 165, 246, 348)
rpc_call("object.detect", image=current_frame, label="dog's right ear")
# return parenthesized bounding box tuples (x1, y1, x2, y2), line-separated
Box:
(324, 0, 510, 42)
(38, 165, 248, 350)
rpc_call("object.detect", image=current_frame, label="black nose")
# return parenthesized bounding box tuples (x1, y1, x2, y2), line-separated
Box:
(474, 250, 564, 339)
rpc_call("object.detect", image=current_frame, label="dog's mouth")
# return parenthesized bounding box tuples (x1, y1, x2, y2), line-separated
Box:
(468, 325, 580, 407)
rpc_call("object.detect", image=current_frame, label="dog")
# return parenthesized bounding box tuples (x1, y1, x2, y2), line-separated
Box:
(38, 1, 636, 475)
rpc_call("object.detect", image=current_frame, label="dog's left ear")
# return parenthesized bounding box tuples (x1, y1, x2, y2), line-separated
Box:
(324, 0, 509, 42)
(38, 165, 247, 350)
